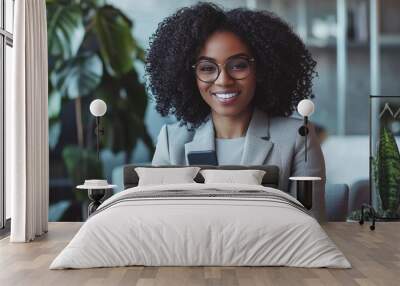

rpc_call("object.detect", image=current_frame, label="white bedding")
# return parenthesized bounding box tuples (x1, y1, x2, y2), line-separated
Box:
(50, 183, 351, 269)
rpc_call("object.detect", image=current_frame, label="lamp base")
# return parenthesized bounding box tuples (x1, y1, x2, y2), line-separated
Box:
(87, 189, 106, 216)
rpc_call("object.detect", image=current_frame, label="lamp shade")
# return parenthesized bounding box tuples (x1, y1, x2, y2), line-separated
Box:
(90, 99, 107, 117)
(297, 99, 315, 117)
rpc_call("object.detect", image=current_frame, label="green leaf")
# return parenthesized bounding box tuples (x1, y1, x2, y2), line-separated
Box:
(48, 89, 62, 118)
(49, 120, 62, 150)
(62, 145, 103, 186)
(92, 5, 136, 76)
(375, 126, 400, 215)
(47, 1, 84, 59)
(56, 53, 103, 99)
(48, 200, 71, 222)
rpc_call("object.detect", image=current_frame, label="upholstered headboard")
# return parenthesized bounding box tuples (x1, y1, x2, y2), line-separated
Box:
(123, 165, 279, 189)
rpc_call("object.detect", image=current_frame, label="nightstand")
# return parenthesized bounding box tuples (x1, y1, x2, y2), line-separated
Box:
(76, 180, 117, 216)
(289, 176, 321, 210)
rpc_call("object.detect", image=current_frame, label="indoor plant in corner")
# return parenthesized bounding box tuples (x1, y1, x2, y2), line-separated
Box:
(372, 126, 400, 218)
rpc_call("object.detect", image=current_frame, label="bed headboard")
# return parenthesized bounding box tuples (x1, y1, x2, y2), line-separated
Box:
(123, 165, 279, 189)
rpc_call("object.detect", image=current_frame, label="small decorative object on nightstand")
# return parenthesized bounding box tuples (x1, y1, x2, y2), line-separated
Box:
(77, 180, 116, 216)
(289, 177, 321, 210)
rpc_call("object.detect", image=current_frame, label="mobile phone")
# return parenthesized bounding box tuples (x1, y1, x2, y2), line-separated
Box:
(187, 151, 218, 165)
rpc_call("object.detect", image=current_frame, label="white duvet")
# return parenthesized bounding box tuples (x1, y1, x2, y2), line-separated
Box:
(50, 183, 351, 269)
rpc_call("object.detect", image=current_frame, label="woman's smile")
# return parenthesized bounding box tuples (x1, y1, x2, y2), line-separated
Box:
(211, 91, 241, 104)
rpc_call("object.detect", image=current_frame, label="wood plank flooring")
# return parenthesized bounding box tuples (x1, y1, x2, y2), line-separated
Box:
(0, 222, 399, 286)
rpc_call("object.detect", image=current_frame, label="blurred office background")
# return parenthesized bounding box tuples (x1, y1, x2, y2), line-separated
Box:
(4, 0, 399, 221)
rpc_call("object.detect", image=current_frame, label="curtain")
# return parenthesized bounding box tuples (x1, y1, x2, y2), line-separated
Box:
(6, 0, 49, 242)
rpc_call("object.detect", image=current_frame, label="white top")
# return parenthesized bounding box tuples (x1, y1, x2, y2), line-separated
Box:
(76, 179, 117, 190)
(76, 185, 117, 190)
(216, 137, 245, 165)
(289, 176, 321, 181)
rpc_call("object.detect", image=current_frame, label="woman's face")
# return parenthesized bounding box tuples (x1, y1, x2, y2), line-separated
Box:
(195, 31, 256, 118)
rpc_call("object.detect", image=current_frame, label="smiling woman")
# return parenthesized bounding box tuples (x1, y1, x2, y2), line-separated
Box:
(146, 2, 325, 218)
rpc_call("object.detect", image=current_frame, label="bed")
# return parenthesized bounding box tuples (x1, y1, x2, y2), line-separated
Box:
(50, 165, 350, 269)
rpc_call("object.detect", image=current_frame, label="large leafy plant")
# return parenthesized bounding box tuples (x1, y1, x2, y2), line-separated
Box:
(47, 0, 154, 188)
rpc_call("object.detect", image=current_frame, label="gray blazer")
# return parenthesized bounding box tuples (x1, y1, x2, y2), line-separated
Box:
(152, 109, 326, 219)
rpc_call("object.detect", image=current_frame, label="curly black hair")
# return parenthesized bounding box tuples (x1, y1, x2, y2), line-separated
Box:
(145, 2, 317, 128)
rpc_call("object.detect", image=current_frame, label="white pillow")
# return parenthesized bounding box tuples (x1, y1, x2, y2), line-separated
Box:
(135, 167, 200, 186)
(200, 169, 266, 185)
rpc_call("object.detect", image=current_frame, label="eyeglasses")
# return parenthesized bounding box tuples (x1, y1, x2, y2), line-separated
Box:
(192, 56, 255, 83)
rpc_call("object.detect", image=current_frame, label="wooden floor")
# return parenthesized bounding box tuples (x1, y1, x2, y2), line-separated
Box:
(0, 222, 399, 286)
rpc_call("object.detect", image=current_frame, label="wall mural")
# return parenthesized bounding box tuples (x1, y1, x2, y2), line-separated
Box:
(46, 1, 400, 223)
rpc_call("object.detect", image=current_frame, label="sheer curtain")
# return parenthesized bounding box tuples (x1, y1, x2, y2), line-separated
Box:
(6, 0, 49, 242)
